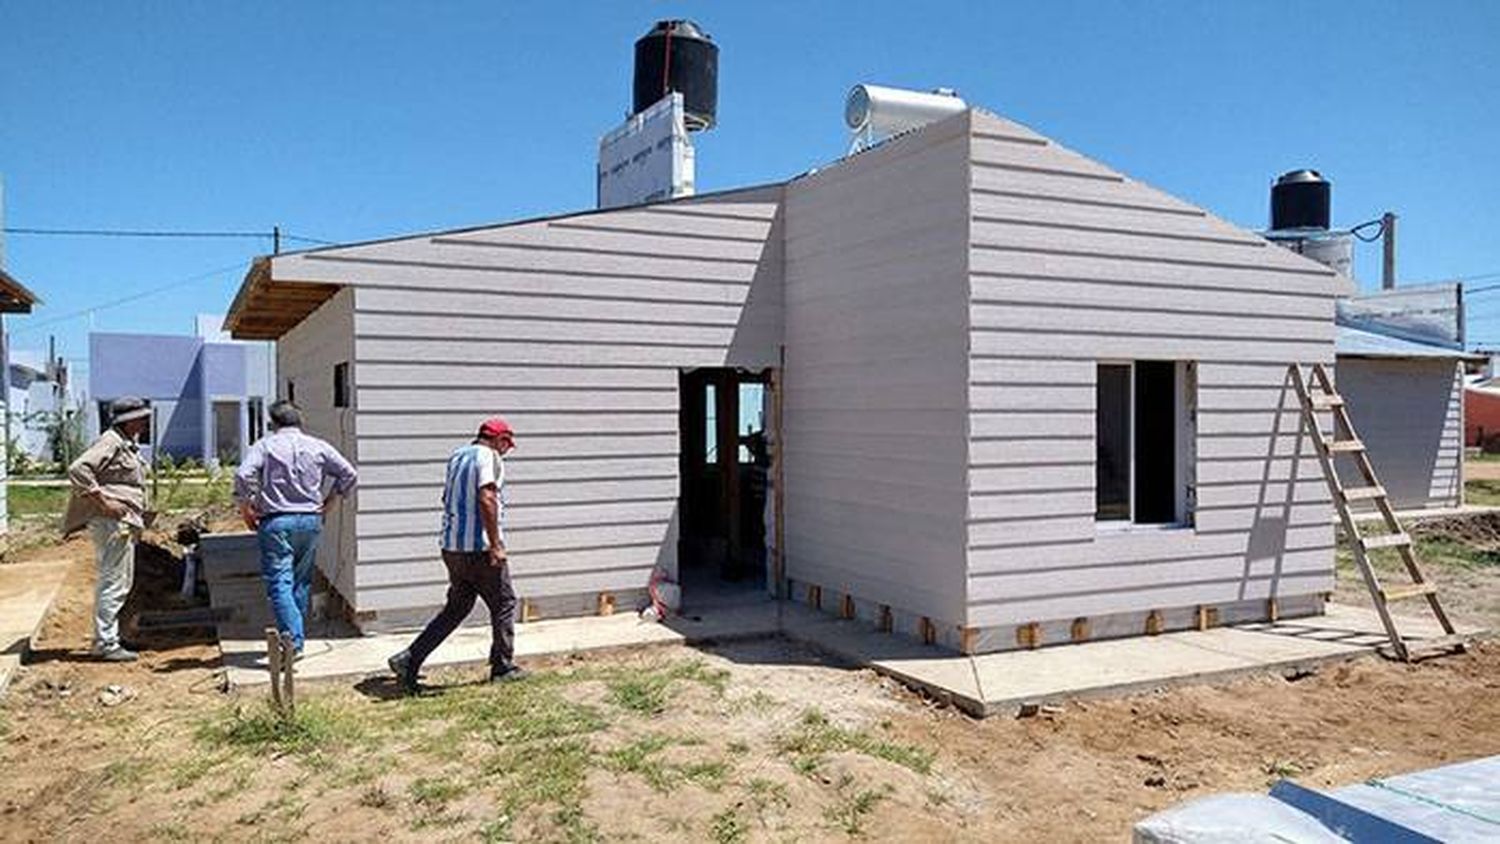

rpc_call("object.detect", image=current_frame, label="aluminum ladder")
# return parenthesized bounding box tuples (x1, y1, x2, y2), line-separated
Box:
(1288, 363, 1466, 661)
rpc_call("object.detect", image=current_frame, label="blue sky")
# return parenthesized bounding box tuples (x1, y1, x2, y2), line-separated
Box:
(3, 1, 1498, 374)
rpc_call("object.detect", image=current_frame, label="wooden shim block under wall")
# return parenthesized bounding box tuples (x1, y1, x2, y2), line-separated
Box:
(521, 598, 537, 623)
(596, 592, 615, 617)
(1145, 610, 1164, 635)
(877, 605, 892, 633)
(1197, 606, 1219, 631)
(1017, 622, 1041, 649)
(839, 593, 854, 620)
(959, 626, 977, 655)
(1267, 598, 1280, 623)
(920, 617, 936, 646)
(807, 584, 822, 611)
(1070, 617, 1090, 642)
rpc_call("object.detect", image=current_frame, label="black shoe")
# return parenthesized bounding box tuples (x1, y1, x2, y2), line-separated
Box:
(489, 665, 530, 684)
(388, 650, 421, 695)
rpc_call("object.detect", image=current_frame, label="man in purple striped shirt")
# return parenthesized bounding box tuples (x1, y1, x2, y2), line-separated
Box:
(234, 400, 358, 654)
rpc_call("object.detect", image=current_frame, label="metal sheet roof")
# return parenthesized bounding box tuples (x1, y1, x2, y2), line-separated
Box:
(1336, 325, 1483, 360)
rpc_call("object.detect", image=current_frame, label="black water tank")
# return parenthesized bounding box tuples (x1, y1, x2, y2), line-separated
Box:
(633, 19, 718, 130)
(1271, 169, 1331, 230)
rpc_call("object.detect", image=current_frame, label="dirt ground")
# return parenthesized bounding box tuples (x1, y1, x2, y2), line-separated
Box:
(3, 520, 1500, 841)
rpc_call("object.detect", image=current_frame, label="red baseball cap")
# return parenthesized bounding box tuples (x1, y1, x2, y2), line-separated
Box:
(478, 416, 515, 443)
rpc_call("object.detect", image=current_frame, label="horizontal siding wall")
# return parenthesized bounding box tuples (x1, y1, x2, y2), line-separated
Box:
(1335, 357, 1464, 510)
(270, 187, 784, 615)
(781, 111, 972, 624)
(276, 288, 358, 601)
(964, 111, 1343, 630)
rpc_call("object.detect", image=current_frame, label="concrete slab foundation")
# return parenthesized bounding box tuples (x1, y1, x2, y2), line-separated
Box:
(0, 560, 71, 697)
(781, 602, 1487, 717)
(221, 596, 1484, 719)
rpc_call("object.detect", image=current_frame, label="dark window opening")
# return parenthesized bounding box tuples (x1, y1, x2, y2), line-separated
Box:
(333, 363, 350, 408)
(1096, 361, 1191, 525)
(1134, 361, 1177, 524)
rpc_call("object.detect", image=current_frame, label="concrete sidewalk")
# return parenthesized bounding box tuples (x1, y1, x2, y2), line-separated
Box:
(0, 561, 71, 696)
(220, 599, 785, 689)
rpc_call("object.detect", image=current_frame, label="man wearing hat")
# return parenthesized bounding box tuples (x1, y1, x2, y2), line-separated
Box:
(64, 396, 152, 662)
(389, 416, 526, 692)
(234, 400, 358, 656)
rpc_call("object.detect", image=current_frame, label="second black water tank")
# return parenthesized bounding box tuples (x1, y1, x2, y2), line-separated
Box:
(1271, 169, 1331, 230)
(633, 19, 718, 130)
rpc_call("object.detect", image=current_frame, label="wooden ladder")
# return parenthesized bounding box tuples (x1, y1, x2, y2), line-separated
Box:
(1288, 363, 1466, 661)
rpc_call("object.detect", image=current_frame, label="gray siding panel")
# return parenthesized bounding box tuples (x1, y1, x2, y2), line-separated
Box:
(276, 288, 358, 601)
(964, 110, 1343, 631)
(782, 111, 972, 624)
(269, 187, 783, 616)
(1335, 357, 1464, 509)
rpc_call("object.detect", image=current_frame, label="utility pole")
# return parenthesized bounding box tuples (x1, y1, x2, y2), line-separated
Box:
(273, 225, 281, 255)
(1382, 211, 1398, 289)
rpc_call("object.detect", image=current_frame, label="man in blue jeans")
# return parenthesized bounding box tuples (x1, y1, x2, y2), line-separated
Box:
(234, 400, 358, 655)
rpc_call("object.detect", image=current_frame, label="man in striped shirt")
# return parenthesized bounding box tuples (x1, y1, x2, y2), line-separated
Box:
(388, 417, 526, 692)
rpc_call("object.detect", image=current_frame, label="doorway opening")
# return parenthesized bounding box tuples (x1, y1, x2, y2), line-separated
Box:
(678, 368, 774, 607)
(212, 400, 242, 465)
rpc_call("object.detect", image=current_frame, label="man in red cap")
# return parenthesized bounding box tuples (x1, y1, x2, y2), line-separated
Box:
(388, 416, 526, 692)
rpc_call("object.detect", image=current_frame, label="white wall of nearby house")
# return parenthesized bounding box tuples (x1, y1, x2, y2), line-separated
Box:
(1336, 357, 1465, 510)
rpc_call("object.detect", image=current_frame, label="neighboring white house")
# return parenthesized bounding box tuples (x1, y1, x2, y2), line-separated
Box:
(0, 268, 40, 541)
(7, 349, 78, 465)
(226, 106, 1355, 652)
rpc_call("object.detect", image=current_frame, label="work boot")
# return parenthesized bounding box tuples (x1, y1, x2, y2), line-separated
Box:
(97, 646, 138, 663)
(489, 665, 530, 684)
(388, 650, 421, 695)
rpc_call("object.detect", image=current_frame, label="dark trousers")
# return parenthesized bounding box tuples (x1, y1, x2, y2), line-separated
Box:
(407, 550, 517, 675)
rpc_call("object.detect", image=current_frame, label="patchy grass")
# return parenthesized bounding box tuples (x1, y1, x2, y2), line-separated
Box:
(604, 659, 730, 714)
(392, 671, 606, 746)
(1466, 478, 1500, 506)
(6, 484, 67, 518)
(7, 649, 947, 841)
(778, 709, 934, 776)
(603, 733, 732, 793)
(196, 699, 368, 757)
(408, 775, 464, 807)
(1416, 536, 1500, 568)
(710, 806, 749, 844)
(824, 780, 893, 837)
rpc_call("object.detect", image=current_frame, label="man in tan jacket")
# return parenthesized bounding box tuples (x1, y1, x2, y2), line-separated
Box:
(65, 397, 151, 661)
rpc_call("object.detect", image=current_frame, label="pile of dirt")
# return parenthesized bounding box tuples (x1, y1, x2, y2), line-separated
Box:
(1408, 510, 1500, 548)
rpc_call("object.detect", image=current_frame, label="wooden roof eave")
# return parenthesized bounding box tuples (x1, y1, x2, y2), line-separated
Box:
(0, 268, 40, 314)
(224, 256, 342, 341)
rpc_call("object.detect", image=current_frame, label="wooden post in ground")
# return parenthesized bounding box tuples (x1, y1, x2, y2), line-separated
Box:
(265, 627, 283, 712)
(279, 631, 296, 714)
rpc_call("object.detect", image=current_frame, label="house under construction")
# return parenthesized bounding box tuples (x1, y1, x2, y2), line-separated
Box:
(225, 79, 1381, 653)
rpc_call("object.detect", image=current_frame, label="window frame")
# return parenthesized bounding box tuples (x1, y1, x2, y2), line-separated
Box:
(1095, 359, 1195, 532)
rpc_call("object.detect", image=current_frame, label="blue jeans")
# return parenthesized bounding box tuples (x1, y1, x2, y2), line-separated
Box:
(257, 513, 323, 650)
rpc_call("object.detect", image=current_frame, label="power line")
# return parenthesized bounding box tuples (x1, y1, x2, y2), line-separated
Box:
(2, 226, 335, 246)
(10, 261, 248, 336)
